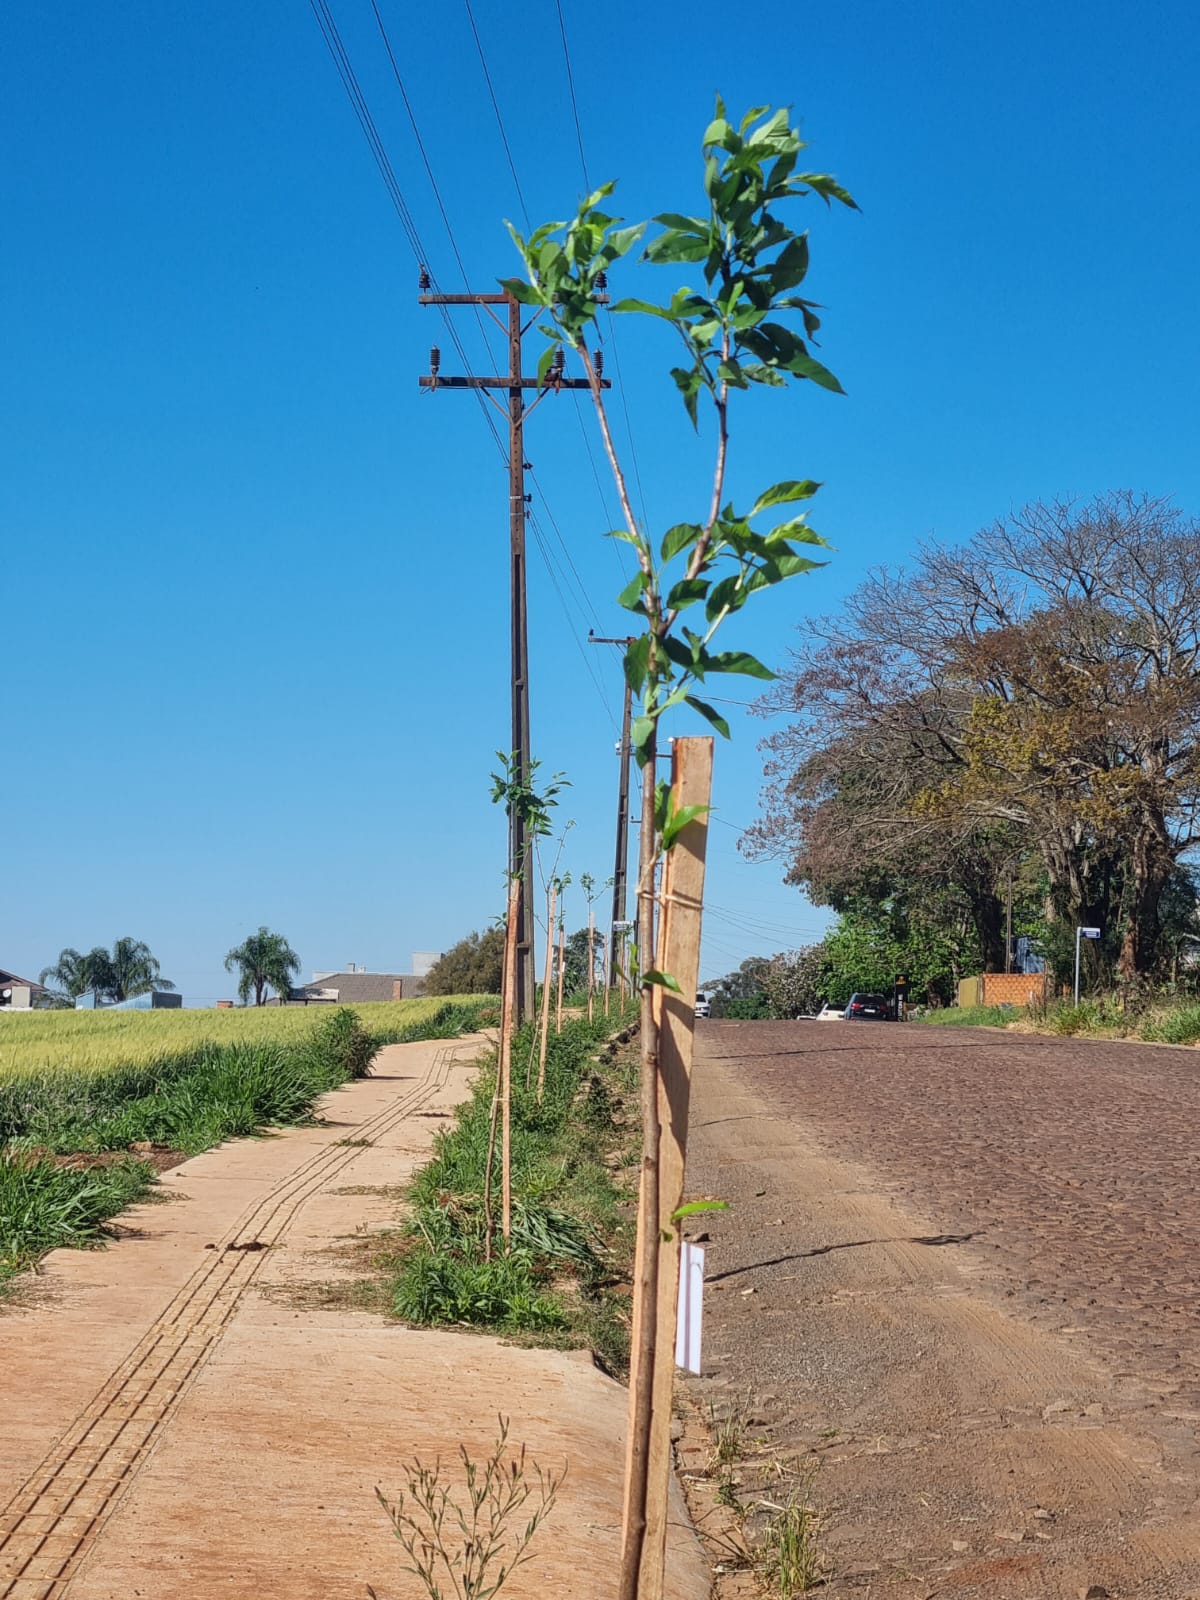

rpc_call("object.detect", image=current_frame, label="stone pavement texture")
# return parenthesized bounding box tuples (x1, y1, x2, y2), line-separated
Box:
(682, 1019, 1200, 1598)
(0, 1035, 707, 1600)
(709, 1020, 1200, 1417)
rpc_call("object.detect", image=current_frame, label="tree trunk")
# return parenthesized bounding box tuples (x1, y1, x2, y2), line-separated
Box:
(1119, 822, 1171, 979)
(972, 891, 1006, 972)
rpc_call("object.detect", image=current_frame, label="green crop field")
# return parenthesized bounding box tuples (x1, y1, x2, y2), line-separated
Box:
(0, 996, 497, 1284)
(0, 997, 477, 1081)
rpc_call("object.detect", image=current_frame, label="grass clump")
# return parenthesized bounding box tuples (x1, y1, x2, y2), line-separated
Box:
(390, 1008, 638, 1366)
(757, 1483, 828, 1596)
(0, 1150, 154, 1284)
(920, 1004, 1017, 1028)
(1141, 1002, 1200, 1044)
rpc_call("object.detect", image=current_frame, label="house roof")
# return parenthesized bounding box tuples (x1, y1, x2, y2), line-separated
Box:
(0, 968, 46, 992)
(294, 972, 424, 1003)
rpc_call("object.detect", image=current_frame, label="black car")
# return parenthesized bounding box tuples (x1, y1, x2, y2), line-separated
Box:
(844, 992, 895, 1021)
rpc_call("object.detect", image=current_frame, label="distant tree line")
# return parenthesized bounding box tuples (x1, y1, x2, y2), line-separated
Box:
(745, 493, 1200, 994)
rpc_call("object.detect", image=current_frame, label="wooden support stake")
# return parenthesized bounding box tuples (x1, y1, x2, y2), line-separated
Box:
(536, 882, 557, 1102)
(555, 916, 566, 1033)
(494, 874, 520, 1246)
(588, 906, 596, 1022)
(621, 736, 713, 1597)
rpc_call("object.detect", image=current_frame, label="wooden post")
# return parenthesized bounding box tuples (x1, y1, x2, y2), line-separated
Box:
(487, 874, 520, 1249)
(603, 934, 611, 1017)
(536, 882, 557, 1102)
(588, 905, 596, 1022)
(555, 916, 566, 1033)
(620, 736, 713, 1598)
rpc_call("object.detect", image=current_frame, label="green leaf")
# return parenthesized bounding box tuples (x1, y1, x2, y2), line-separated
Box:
(766, 516, 830, 547)
(653, 212, 708, 234)
(797, 171, 859, 210)
(705, 649, 776, 680)
(498, 277, 545, 306)
(717, 358, 749, 390)
(770, 234, 810, 293)
(604, 222, 648, 261)
(705, 573, 745, 622)
(662, 802, 711, 850)
(666, 577, 709, 612)
(671, 1198, 730, 1221)
(645, 230, 711, 265)
(685, 695, 732, 739)
(624, 634, 651, 693)
(788, 352, 846, 394)
(612, 297, 673, 319)
(617, 571, 648, 612)
(631, 715, 654, 755)
(750, 480, 821, 517)
(643, 969, 682, 993)
(669, 366, 703, 428)
(661, 522, 703, 561)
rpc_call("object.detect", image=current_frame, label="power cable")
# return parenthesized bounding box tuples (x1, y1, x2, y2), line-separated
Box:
(462, 0, 532, 232)
(553, 0, 591, 193)
(368, 0, 502, 366)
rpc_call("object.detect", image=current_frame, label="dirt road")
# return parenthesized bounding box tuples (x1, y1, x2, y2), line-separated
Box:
(683, 1020, 1200, 1599)
(0, 1035, 706, 1600)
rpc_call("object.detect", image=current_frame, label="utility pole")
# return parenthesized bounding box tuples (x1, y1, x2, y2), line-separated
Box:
(590, 633, 636, 998)
(419, 276, 608, 1022)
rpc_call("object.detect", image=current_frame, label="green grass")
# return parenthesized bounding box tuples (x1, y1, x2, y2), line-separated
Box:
(0, 998, 497, 1287)
(920, 1004, 1018, 1027)
(390, 1007, 638, 1370)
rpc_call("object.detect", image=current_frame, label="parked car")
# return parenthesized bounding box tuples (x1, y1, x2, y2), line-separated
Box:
(844, 992, 895, 1021)
(815, 1002, 844, 1022)
(694, 993, 711, 1018)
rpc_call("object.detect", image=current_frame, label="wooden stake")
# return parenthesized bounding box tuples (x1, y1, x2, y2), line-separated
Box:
(536, 882, 557, 1102)
(555, 916, 566, 1033)
(620, 736, 713, 1599)
(486, 875, 520, 1250)
(588, 905, 595, 1022)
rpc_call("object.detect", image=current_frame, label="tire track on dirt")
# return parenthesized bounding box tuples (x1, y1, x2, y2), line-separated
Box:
(0, 1042, 466, 1599)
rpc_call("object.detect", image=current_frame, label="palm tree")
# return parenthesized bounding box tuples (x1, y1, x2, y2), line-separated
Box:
(39, 939, 172, 1004)
(39, 947, 96, 1001)
(106, 937, 174, 1002)
(224, 927, 301, 1006)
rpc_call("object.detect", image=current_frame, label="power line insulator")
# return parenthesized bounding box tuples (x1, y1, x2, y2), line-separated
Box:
(594, 348, 604, 378)
(430, 345, 441, 375)
(596, 270, 608, 292)
(418, 265, 431, 291)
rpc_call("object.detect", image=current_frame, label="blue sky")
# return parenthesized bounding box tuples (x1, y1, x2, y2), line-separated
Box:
(4, 1, 1199, 1001)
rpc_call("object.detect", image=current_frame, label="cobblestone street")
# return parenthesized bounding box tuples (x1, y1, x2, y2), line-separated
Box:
(683, 1020, 1200, 1597)
(709, 1020, 1200, 1416)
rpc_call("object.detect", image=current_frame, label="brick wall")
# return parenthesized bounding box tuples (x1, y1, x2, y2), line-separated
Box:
(981, 972, 1050, 1007)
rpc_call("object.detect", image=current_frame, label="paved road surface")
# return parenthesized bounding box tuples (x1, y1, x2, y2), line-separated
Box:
(682, 1020, 1200, 1599)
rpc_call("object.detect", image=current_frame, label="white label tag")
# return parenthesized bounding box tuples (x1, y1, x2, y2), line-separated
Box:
(675, 1242, 705, 1374)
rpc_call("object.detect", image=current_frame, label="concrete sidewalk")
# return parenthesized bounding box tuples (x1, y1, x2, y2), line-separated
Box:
(0, 1035, 708, 1599)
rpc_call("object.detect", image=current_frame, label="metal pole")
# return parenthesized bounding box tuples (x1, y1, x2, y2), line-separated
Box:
(1074, 925, 1082, 1006)
(1005, 867, 1013, 974)
(508, 295, 535, 1025)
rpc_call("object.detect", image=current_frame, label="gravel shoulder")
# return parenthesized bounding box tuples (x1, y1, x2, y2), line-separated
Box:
(680, 1020, 1200, 1599)
(0, 1034, 706, 1600)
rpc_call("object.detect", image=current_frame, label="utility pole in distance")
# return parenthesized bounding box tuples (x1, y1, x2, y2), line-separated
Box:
(590, 632, 636, 998)
(419, 276, 608, 1022)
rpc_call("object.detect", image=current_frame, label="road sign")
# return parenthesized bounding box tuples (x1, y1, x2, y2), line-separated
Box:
(1080, 927, 1101, 938)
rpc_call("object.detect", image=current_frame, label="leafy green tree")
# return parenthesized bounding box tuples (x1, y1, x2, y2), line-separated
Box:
(39, 947, 100, 1001)
(224, 927, 300, 1007)
(40, 939, 173, 1004)
(562, 927, 604, 992)
(760, 946, 830, 1017)
(703, 955, 771, 1013)
(423, 928, 505, 996)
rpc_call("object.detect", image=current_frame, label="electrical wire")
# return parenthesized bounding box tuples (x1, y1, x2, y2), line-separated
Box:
(553, 0, 590, 193)
(368, 0, 502, 367)
(462, 0, 532, 232)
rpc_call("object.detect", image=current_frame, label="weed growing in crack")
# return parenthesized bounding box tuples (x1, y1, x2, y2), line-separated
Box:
(757, 1477, 828, 1596)
(370, 1416, 564, 1600)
